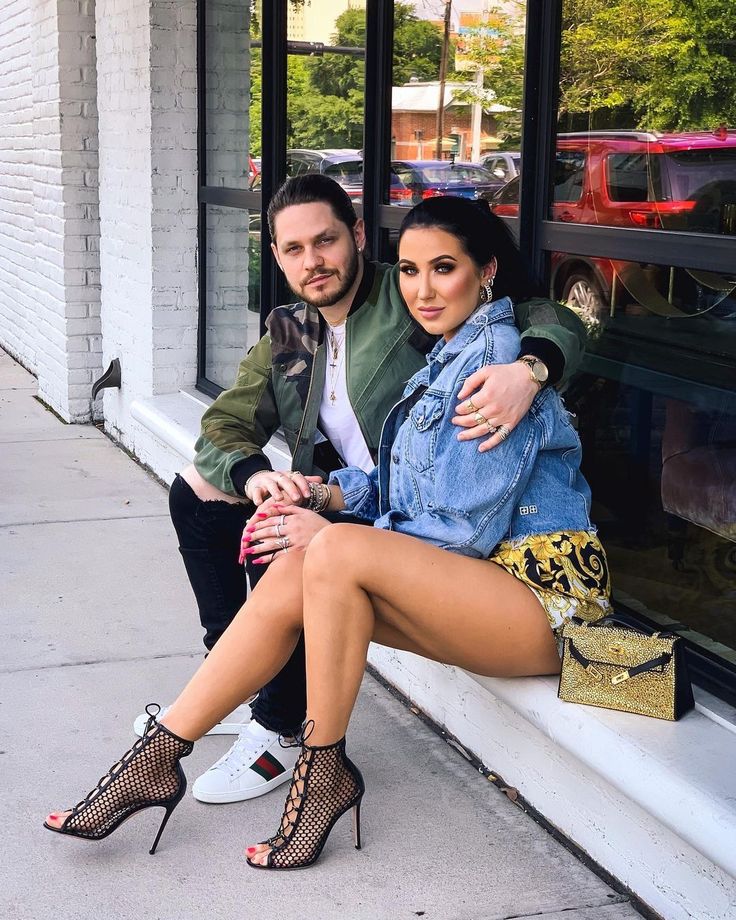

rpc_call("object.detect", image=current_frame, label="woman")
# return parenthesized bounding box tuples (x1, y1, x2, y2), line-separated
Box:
(44, 198, 610, 870)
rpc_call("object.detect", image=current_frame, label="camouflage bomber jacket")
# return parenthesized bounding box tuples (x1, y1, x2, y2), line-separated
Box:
(193, 262, 587, 496)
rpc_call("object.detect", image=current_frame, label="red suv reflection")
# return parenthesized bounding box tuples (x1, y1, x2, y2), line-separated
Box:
(491, 130, 736, 311)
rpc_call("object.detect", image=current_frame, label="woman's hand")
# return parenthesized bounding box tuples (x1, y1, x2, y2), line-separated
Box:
(239, 503, 331, 565)
(452, 361, 539, 453)
(245, 470, 321, 506)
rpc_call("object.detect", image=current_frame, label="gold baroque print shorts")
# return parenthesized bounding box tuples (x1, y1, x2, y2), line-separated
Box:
(489, 531, 612, 633)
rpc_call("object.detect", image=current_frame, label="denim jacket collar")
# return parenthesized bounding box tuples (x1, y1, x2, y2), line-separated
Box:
(420, 297, 514, 387)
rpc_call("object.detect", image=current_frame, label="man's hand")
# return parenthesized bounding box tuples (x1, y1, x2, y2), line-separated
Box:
(245, 470, 321, 506)
(452, 361, 539, 452)
(240, 503, 330, 565)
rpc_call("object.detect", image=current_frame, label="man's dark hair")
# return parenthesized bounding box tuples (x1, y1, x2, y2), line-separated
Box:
(267, 174, 358, 241)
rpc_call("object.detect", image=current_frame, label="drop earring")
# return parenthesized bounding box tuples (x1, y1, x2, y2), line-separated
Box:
(479, 276, 494, 303)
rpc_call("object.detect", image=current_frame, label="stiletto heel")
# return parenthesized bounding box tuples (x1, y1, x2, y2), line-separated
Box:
(246, 733, 365, 871)
(149, 784, 185, 855)
(44, 703, 193, 853)
(351, 801, 361, 850)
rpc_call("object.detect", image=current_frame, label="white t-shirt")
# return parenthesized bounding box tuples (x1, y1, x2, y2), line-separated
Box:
(317, 323, 374, 474)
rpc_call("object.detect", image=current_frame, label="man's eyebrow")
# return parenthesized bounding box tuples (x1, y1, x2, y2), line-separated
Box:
(279, 228, 335, 248)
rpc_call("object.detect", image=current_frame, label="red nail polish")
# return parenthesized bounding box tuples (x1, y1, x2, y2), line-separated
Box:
(253, 559, 266, 565)
(244, 548, 255, 555)
(257, 513, 268, 519)
(246, 846, 256, 854)
(245, 527, 255, 533)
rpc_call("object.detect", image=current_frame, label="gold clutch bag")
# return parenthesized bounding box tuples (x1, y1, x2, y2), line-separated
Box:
(558, 617, 694, 721)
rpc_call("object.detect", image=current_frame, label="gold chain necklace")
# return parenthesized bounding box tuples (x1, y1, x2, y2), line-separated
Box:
(326, 324, 346, 406)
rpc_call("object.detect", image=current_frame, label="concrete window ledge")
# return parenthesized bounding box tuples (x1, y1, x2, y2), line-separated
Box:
(368, 646, 736, 920)
(131, 390, 736, 919)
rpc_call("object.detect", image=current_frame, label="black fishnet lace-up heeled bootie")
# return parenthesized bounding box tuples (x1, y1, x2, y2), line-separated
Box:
(44, 704, 194, 854)
(246, 733, 365, 871)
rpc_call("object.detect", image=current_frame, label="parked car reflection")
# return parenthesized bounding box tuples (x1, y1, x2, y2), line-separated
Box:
(390, 159, 503, 205)
(490, 130, 736, 316)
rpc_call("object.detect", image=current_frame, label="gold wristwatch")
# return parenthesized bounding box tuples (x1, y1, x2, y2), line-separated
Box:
(517, 355, 549, 389)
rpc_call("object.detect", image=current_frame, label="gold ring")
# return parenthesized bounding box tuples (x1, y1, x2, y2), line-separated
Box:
(486, 420, 496, 434)
(497, 424, 511, 441)
(474, 411, 488, 426)
(466, 398, 478, 413)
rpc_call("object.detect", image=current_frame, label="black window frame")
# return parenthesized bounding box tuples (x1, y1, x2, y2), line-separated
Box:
(196, 0, 736, 705)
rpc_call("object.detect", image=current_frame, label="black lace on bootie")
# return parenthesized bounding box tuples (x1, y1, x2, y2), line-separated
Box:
(45, 704, 194, 854)
(247, 724, 365, 871)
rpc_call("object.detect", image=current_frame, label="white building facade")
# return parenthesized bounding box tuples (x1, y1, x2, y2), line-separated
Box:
(1, 4, 735, 918)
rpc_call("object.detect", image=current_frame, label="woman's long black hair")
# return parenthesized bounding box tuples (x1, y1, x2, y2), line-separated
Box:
(398, 196, 543, 302)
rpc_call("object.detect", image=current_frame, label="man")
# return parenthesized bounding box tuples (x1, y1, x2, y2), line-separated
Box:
(136, 174, 586, 805)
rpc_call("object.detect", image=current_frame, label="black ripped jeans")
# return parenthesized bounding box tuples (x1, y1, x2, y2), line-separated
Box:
(169, 473, 368, 736)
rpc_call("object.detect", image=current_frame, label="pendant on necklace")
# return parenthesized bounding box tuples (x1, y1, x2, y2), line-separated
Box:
(330, 391, 336, 404)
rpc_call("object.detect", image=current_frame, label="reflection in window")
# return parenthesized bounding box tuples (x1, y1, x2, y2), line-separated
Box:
(557, 0, 736, 235)
(559, 255, 736, 666)
(204, 207, 261, 389)
(568, 374, 736, 667)
(553, 151, 586, 202)
(205, 0, 255, 189)
(388, 2, 526, 204)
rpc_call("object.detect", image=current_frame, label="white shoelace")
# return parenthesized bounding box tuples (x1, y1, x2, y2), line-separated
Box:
(211, 730, 272, 777)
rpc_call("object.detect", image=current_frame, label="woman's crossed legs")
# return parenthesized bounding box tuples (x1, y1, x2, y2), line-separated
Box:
(47, 523, 560, 858)
(246, 523, 560, 865)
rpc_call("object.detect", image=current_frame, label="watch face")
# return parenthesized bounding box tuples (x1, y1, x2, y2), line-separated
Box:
(533, 360, 549, 383)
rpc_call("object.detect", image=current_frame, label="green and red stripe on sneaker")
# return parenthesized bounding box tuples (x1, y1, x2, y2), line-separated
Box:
(250, 749, 287, 782)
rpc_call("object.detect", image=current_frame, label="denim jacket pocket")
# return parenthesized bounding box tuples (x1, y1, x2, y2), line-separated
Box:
(405, 392, 446, 472)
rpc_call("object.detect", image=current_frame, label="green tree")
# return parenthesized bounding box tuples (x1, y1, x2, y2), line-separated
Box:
(449, 4, 526, 147)
(559, 0, 736, 130)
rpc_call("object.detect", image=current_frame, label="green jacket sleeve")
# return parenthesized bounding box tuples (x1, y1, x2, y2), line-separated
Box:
(514, 297, 587, 386)
(193, 335, 281, 496)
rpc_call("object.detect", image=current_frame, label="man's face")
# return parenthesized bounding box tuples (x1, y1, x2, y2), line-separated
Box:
(271, 202, 364, 309)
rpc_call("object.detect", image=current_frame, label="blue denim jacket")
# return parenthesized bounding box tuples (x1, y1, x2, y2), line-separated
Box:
(329, 297, 594, 558)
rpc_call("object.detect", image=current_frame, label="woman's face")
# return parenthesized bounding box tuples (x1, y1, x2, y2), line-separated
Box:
(398, 227, 495, 341)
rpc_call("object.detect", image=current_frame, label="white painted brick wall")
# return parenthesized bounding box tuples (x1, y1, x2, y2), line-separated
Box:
(95, 0, 198, 469)
(0, 2, 39, 371)
(0, 0, 101, 422)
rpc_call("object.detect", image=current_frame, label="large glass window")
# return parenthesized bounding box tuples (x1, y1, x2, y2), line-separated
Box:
(548, 0, 736, 692)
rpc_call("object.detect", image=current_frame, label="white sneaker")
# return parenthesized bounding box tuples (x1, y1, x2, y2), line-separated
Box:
(132, 701, 253, 739)
(192, 721, 299, 804)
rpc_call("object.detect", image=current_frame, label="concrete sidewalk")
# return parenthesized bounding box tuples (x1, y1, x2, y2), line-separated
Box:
(0, 348, 644, 920)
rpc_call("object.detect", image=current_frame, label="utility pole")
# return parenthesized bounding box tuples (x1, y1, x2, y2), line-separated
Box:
(435, 0, 452, 159)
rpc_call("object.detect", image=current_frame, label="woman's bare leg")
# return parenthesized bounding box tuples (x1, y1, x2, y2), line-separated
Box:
(46, 552, 306, 829)
(304, 525, 559, 744)
(247, 524, 560, 864)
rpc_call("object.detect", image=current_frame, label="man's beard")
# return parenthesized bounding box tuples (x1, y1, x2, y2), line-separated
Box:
(297, 246, 360, 309)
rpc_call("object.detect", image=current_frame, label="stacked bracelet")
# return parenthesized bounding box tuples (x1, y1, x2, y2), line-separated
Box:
(307, 482, 332, 513)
